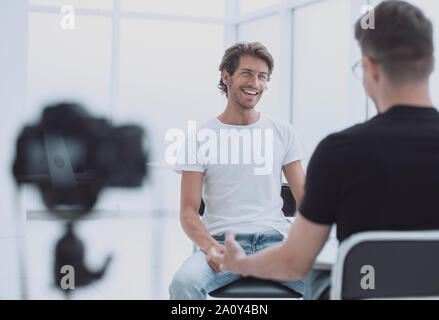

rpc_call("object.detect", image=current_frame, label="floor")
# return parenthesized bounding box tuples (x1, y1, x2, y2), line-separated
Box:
(0, 212, 192, 300)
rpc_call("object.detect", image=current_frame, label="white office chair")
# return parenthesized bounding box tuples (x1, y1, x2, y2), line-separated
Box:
(330, 230, 439, 300)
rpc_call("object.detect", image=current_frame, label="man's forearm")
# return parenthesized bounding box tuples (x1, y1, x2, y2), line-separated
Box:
(181, 209, 220, 252)
(294, 188, 304, 208)
(240, 243, 302, 280)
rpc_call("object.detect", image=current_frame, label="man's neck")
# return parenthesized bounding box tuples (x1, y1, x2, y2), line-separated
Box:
(218, 101, 260, 125)
(377, 81, 434, 113)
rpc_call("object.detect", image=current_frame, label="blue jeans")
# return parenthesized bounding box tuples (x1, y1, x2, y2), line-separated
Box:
(302, 270, 331, 300)
(169, 231, 305, 300)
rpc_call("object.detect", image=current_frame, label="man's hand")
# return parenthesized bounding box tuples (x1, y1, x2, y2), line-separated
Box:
(206, 242, 225, 272)
(210, 232, 248, 275)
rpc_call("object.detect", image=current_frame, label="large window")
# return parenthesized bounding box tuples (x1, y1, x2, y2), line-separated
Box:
(291, 0, 366, 168)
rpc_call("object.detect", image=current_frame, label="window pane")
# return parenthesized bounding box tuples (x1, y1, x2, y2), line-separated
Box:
(239, 0, 280, 15)
(120, 0, 224, 18)
(27, 13, 112, 120)
(115, 19, 224, 211)
(292, 0, 363, 169)
(30, 0, 113, 10)
(238, 15, 281, 120)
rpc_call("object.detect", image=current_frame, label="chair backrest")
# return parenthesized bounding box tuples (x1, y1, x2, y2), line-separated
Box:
(198, 183, 296, 216)
(330, 230, 439, 300)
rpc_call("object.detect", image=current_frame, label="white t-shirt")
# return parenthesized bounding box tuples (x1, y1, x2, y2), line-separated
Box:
(174, 114, 306, 237)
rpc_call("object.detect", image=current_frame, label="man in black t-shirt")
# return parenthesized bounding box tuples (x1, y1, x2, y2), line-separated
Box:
(211, 1, 438, 299)
(304, 105, 439, 243)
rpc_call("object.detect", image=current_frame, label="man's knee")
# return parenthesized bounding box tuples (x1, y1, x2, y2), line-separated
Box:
(169, 265, 207, 299)
(171, 268, 202, 289)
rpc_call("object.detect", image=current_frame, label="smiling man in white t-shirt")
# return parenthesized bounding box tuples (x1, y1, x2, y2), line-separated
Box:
(169, 42, 307, 299)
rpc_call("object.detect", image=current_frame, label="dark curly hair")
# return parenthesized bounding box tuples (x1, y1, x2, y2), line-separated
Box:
(218, 42, 274, 97)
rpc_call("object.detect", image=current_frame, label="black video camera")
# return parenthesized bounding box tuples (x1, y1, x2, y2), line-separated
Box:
(13, 102, 148, 216)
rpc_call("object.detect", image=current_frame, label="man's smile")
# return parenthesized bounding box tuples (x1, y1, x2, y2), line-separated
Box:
(241, 88, 259, 96)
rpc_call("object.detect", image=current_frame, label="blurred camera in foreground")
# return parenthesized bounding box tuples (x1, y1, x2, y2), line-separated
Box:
(13, 102, 148, 216)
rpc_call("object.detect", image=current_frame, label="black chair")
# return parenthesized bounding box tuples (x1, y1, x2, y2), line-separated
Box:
(330, 230, 439, 300)
(198, 183, 302, 299)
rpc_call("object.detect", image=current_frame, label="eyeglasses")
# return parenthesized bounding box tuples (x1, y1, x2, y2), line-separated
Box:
(352, 57, 383, 80)
(352, 59, 364, 80)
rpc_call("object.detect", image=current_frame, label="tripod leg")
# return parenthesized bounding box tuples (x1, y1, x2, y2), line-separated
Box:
(14, 184, 28, 300)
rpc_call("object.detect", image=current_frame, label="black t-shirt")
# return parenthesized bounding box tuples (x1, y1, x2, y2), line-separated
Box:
(299, 105, 439, 242)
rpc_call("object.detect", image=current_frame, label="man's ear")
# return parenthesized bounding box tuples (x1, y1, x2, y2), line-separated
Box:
(222, 69, 230, 87)
(363, 57, 380, 82)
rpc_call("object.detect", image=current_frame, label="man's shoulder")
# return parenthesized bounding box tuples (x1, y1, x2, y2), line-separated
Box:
(260, 114, 298, 138)
(262, 114, 293, 128)
(327, 119, 378, 141)
(197, 117, 221, 131)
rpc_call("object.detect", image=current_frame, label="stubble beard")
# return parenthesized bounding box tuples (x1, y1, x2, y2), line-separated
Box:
(229, 81, 259, 111)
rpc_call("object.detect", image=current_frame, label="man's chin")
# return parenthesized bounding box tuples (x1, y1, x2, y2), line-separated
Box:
(237, 102, 257, 110)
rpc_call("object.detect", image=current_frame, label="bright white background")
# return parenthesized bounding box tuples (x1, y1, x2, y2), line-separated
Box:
(1, 0, 438, 299)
